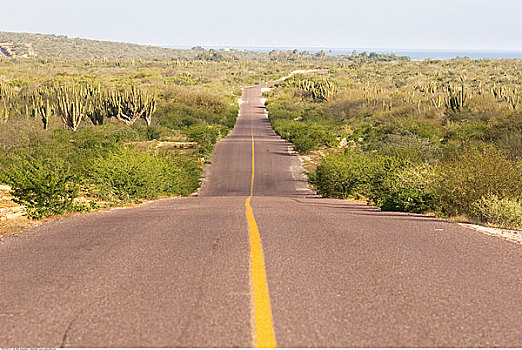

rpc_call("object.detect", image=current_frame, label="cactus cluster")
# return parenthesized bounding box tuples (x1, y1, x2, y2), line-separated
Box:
(86, 85, 105, 125)
(507, 93, 520, 110)
(22, 84, 157, 130)
(31, 94, 53, 130)
(56, 86, 86, 131)
(444, 82, 467, 112)
(491, 85, 519, 110)
(414, 82, 438, 94)
(0, 83, 14, 100)
(0, 83, 13, 123)
(286, 75, 336, 102)
(107, 86, 156, 126)
(491, 84, 505, 99)
(0, 101, 9, 123)
(406, 79, 520, 113)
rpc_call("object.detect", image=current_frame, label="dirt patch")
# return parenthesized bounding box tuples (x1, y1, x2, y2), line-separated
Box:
(0, 185, 25, 223)
(298, 151, 324, 175)
(0, 216, 46, 236)
(128, 140, 197, 154)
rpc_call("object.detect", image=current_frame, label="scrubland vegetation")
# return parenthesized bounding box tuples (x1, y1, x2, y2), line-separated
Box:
(0, 45, 345, 220)
(265, 59, 522, 229)
(0, 57, 267, 219)
(2, 30, 521, 231)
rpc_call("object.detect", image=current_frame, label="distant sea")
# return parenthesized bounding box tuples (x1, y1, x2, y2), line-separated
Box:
(165, 45, 522, 61)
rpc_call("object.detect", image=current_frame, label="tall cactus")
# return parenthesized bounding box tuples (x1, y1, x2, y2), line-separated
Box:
(0, 82, 157, 129)
(445, 81, 467, 112)
(86, 91, 106, 125)
(142, 97, 156, 126)
(115, 86, 156, 125)
(0, 84, 14, 124)
(105, 91, 122, 118)
(57, 86, 85, 131)
(287, 75, 336, 102)
(0, 101, 9, 124)
(32, 94, 53, 130)
(507, 94, 520, 110)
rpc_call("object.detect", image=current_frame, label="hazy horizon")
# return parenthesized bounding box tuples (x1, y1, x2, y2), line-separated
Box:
(4, 30, 522, 54)
(1, 0, 521, 51)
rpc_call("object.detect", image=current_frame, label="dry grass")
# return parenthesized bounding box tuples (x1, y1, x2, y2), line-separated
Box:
(0, 185, 24, 222)
(129, 140, 197, 153)
(0, 213, 72, 236)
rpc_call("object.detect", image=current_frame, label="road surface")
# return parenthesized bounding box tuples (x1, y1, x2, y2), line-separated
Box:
(1, 85, 521, 347)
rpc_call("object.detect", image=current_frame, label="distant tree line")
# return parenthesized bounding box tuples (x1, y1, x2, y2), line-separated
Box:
(267, 49, 410, 62)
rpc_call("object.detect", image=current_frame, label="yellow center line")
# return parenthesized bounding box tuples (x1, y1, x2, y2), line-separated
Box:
(246, 126, 277, 348)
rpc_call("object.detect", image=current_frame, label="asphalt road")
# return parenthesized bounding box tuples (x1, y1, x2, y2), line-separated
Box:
(1, 85, 521, 347)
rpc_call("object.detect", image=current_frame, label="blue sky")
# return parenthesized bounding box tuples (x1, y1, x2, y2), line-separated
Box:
(1, 0, 521, 50)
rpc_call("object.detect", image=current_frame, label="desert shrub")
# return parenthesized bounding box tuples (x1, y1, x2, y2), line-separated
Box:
(315, 150, 439, 212)
(435, 147, 522, 217)
(11, 126, 143, 184)
(157, 103, 236, 132)
(487, 112, 522, 159)
(315, 151, 408, 200)
(472, 196, 522, 230)
(219, 107, 239, 129)
(0, 120, 50, 151)
(358, 155, 411, 207)
(444, 120, 489, 142)
(316, 146, 522, 218)
(266, 105, 300, 121)
(378, 163, 439, 213)
(0, 157, 79, 219)
(184, 124, 221, 154)
(146, 126, 161, 140)
(315, 151, 372, 198)
(91, 148, 200, 201)
(272, 120, 336, 154)
(495, 132, 522, 160)
(374, 134, 442, 162)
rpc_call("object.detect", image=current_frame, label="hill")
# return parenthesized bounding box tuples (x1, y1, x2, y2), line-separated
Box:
(0, 31, 411, 62)
(0, 31, 188, 59)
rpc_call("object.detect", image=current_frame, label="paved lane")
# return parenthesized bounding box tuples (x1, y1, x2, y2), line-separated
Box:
(200, 86, 310, 198)
(1, 84, 521, 347)
(1, 197, 251, 347)
(255, 196, 522, 347)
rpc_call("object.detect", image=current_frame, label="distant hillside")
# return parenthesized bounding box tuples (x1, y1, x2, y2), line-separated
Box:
(0, 31, 188, 59)
(0, 31, 411, 62)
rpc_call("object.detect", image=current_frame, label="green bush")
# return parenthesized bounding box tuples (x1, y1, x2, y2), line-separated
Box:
(315, 151, 438, 213)
(379, 164, 439, 213)
(91, 148, 200, 201)
(157, 103, 236, 133)
(220, 108, 239, 129)
(272, 120, 336, 154)
(472, 196, 522, 230)
(314, 151, 406, 201)
(436, 147, 522, 217)
(315, 146, 522, 220)
(360, 156, 410, 206)
(7, 126, 142, 185)
(0, 158, 79, 219)
(315, 151, 370, 198)
(185, 124, 221, 154)
(146, 126, 161, 140)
